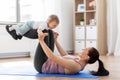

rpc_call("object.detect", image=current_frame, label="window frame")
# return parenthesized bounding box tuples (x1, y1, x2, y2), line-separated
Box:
(0, 0, 46, 25)
(0, 0, 23, 25)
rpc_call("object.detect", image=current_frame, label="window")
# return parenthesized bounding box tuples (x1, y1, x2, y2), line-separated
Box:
(0, 0, 45, 23)
(0, 0, 16, 22)
(20, 0, 45, 22)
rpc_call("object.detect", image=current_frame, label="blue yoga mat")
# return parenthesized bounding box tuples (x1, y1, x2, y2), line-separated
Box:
(0, 61, 98, 78)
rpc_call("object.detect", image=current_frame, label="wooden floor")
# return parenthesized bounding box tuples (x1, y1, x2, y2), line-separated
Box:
(0, 56, 120, 80)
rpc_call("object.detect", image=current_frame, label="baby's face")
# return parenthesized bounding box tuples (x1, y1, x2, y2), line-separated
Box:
(48, 21, 58, 29)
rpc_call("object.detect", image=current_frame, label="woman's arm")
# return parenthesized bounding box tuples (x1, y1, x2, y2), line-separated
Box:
(55, 40, 68, 56)
(39, 40, 79, 70)
(38, 29, 79, 70)
(54, 32, 68, 56)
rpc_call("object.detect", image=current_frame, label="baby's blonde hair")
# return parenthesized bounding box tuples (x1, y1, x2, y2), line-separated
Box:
(48, 15, 59, 24)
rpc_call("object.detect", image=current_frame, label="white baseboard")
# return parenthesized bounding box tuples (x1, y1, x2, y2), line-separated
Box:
(0, 52, 30, 58)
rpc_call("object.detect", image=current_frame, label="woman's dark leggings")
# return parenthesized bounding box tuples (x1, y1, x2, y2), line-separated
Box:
(24, 29, 54, 72)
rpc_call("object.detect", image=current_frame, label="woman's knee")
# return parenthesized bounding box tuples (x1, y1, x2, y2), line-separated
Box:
(23, 29, 38, 39)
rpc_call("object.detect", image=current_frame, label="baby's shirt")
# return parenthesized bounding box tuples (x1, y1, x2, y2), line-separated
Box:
(33, 21, 49, 30)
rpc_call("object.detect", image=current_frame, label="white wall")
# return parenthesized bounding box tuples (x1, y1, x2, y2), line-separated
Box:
(58, 0, 74, 52)
(0, 25, 31, 53)
(0, 25, 38, 57)
(45, 0, 74, 52)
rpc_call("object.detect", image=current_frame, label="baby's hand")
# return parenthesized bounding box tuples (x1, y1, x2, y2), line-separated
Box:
(54, 32, 59, 40)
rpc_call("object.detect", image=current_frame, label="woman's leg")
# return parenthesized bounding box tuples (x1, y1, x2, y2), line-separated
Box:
(23, 29, 38, 39)
(34, 29, 55, 73)
(34, 29, 49, 72)
(48, 30, 55, 52)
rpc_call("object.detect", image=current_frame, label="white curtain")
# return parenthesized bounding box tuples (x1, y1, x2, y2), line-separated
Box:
(107, 0, 120, 56)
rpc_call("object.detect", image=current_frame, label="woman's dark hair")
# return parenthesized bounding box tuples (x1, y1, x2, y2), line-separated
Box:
(87, 47, 109, 76)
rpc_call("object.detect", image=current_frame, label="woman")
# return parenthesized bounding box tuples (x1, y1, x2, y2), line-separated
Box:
(30, 29, 109, 76)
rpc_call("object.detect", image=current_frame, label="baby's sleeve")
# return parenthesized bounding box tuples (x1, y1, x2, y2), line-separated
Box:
(38, 22, 47, 30)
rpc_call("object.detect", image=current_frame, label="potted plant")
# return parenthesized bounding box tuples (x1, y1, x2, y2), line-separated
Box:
(80, 18, 84, 25)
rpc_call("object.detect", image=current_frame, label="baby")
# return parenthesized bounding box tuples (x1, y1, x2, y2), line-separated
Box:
(6, 15, 59, 40)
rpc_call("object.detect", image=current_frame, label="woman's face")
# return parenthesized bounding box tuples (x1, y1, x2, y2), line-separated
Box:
(79, 48, 92, 59)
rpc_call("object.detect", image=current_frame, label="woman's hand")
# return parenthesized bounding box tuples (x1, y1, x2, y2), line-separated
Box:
(37, 29, 48, 41)
(54, 32, 59, 41)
